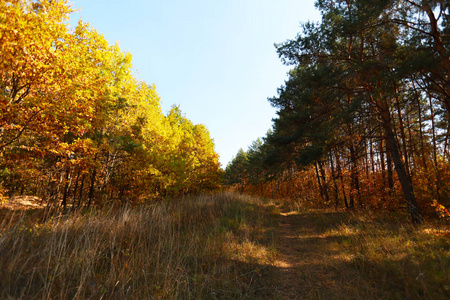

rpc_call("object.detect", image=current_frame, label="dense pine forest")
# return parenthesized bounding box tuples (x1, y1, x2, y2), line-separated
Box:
(1, 0, 449, 299)
(225, 0, 450, 224)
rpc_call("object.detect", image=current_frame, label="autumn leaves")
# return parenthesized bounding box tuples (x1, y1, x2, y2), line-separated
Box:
(0, 0, 222, 205)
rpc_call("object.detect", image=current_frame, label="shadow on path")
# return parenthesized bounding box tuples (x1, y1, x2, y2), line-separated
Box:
(274, 210, 360, 299)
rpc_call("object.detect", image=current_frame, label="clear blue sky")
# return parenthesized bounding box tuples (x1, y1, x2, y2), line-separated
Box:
(69, 0, 321, 167)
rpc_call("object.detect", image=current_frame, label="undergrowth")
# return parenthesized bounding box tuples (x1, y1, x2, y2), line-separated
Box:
(0, 192, 278, 299)
(2, 192, 448, 299)
(308, 210, 450, 299)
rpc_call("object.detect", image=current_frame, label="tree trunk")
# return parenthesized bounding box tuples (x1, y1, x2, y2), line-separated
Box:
(76, 174, 85, 209)
(87, 169, 96, 209)
(329, 152, 339, 209)
(380, 99, 423, 223)
(335, 149, 349, 209)
(385, 135, 394, 195)
(428, 94, 447, 203)
(318, 159, 330, 204)
(395, 89, 411, 176)
(379, 134, 387, 201)
(315, 161, 326, 203)
(349, 142, 360, 208)
(71, 170, 80, 209)
(61, 169, 71, 210)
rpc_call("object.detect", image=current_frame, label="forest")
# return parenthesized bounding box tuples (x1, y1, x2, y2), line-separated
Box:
(1, 0, 449, 299)
(0, 0, 222, 207)
(225, 0, 450, 224)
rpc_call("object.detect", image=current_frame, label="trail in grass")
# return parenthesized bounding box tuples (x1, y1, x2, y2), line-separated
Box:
(274, 209, 357, 299)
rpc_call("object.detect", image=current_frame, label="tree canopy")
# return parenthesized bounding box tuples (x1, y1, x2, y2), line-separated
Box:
(0, 0, 222, 206)
(225, 0, 450, 223)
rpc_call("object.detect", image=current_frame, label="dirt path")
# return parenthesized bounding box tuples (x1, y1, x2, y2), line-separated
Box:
(274, 210, 357, 299)
(1, 195, 44, 210)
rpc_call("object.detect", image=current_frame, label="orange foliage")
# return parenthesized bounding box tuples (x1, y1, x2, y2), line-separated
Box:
(0, 0, 222, 206)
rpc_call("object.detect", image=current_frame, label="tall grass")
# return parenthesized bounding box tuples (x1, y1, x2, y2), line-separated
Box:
(0, 192, 278, 299)
(318, 211, 450, 299)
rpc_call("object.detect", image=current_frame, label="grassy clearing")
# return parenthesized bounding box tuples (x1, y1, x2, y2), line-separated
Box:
(338, 212, 450, 299)
(2, 193, 448, 299)
(284, 209, 450, 299)
(0, 192, 278, 299)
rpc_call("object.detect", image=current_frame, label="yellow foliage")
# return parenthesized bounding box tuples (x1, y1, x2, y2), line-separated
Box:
(0, 0, 222, 205)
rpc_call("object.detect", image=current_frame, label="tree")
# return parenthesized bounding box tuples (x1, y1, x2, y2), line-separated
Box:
(225, 149, 249, 193)
(0, 0, 223, 204)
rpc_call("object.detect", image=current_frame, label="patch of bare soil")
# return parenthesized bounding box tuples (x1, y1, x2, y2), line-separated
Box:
(1, 195, 44, 210)
(274, 210, 359, 299)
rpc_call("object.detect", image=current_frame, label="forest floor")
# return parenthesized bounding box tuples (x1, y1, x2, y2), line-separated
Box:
(273, 207, 450, 299)
(0, 195, 44, 210)
(0, 194, 448, 299)
(274, 209, 357, 299)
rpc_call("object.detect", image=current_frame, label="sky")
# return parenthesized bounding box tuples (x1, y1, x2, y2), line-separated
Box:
(69, 0, 321, 167)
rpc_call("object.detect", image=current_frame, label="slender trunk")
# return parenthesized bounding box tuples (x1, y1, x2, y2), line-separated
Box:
(87, 169, 96, 209)
(429, 95, 446, 203)
(395, 90, 411, 176)
(349, 142, 360, 207)
(379, 134, 387, 200)
(385, 135, 394, 195)
(61, 169, 70, 210)
(444, 124, 450, 161)
(380, 98, 423, 223)
(71, 170, 80, 209)
(76, 174, 85, 209)
(329, 152, 339, 209)
(318, 159, 330, 204)
(370, 133, 376, 174)
(416, 92, 428, 171)
(335, 150, 349, 209)
(315, 161, 325, 203)
(405, 109, 416, 173)
(363, 130, 371, 201)
(348, 154, 354, 209)
(55, 170, 64, 205)
(364, 134, 370, 180)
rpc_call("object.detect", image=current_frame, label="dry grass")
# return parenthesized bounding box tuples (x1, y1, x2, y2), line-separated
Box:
(0, 192, 278, 299)
(274, 209, 450, 299)
(2, 192, 448, 299)
(334, 212, 450, 299)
